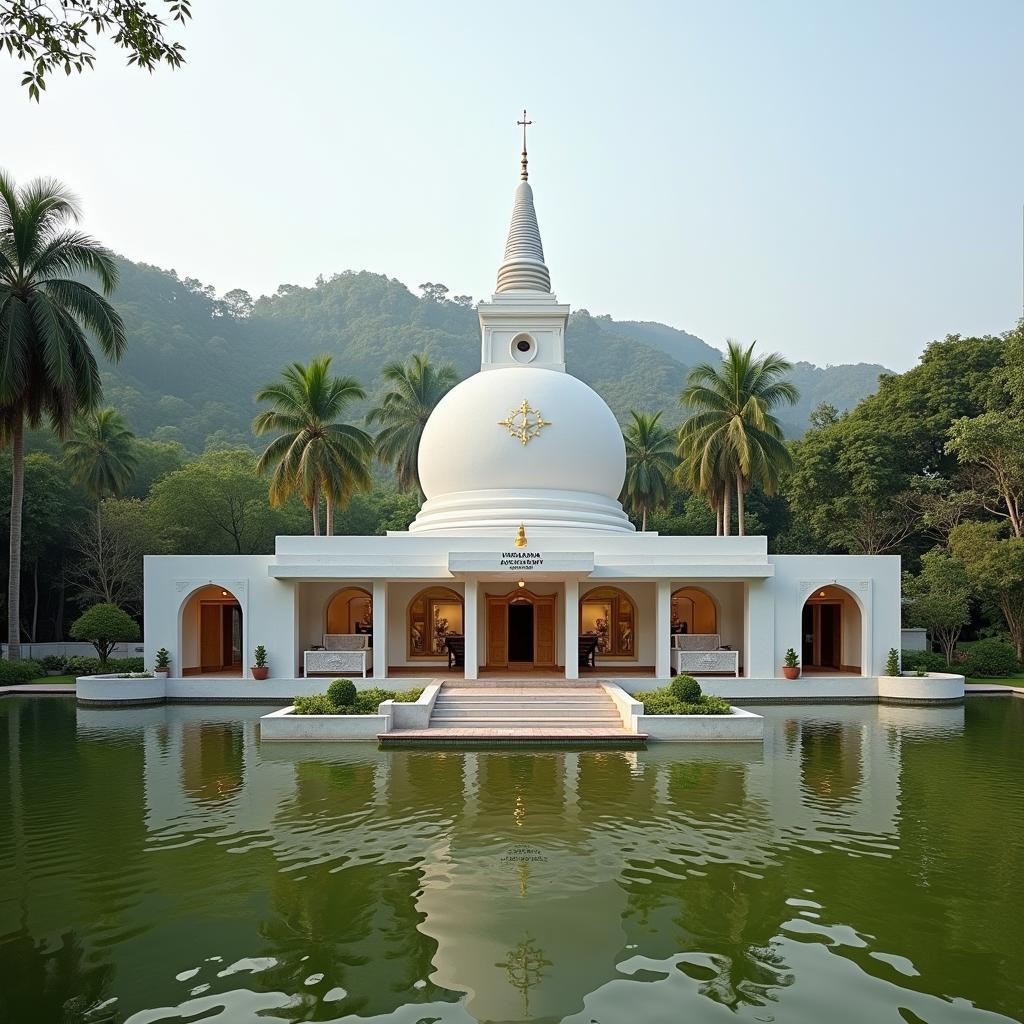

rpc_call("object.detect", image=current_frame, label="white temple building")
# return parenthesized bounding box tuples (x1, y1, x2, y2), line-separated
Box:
(142, 140, 902, 689)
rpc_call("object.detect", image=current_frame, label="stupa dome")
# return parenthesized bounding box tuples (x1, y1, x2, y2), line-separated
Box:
(410, 366, 632, 534)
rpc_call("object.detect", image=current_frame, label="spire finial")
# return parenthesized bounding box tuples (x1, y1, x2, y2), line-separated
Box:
(517, 108, 532, 181)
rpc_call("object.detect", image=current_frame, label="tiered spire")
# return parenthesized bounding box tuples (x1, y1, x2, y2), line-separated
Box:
(495, 109, 552, 294)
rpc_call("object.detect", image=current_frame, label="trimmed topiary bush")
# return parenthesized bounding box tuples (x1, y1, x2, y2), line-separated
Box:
(669, 674, 702, 703)
(327, 678, 357, 708)
(0, 659, 43, 684)
(65, 654, 145, 676)
(961, 638, 1019, 678)
(69, 603, 140, 668)
(885, 648, 901, 676)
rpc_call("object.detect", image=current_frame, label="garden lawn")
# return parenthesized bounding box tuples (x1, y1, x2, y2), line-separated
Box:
(966, 673, 1024, 686)
(25, 676, 76, 685)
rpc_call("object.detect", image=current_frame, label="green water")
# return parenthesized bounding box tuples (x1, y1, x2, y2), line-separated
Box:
(0, 699, 1021, 1024)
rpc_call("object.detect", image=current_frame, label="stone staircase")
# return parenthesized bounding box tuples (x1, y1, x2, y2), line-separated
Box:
(378, 683, 645, 747)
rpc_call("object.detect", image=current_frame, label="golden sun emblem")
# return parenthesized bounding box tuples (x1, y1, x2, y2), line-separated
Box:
(499, 399, 550, 445)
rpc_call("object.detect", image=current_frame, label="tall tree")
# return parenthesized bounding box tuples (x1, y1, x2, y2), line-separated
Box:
(254, 357, 373, 535)
(63, 407, 137, 532)
(0, 172, 126, 658)
(678, 340, 798, 536)
(621, 410, 676, 531)
(366, 353, 458, 496)
(903, 550, 973, 665)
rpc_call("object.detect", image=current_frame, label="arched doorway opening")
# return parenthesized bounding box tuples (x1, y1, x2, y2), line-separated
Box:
(671, 587, 718, 637)
(179, 584, 243, 676)
(801, 585, 862, 673)
(325, 586, 373, 636)
(579, 586, 636, 659)
(486, 588, 556, 670)
(407, 586, 464, 659)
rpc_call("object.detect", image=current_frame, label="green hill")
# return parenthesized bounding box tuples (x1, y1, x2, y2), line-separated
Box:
(97, 258, 889, 451)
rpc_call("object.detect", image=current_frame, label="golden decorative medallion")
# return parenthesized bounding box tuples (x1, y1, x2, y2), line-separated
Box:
(499, 399, 550, 445)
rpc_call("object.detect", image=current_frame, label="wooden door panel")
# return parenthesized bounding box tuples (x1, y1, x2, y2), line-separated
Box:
(200, 604, 222, 670)
(487, 598, 508, 667)
(534, 599, 555, 667)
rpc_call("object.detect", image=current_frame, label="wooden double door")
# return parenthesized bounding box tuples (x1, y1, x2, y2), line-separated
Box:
(486, 589, 556, 670)
(802, 602, 841, 670)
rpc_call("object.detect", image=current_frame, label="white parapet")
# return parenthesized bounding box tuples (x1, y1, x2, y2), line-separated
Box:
(259, 706, 389, 741)
(634, 707, 764, 742)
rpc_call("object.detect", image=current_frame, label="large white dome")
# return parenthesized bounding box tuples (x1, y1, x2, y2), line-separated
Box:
(410, 366, 634, 534)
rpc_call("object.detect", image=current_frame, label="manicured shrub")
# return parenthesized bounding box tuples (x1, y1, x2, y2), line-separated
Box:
(65, 654, 145, 676)
(635, 687, 731, 716)
(670, 674, 702, 703)
(901, 649, 946, 674)
(961, 638, 1019, 678)
(292, 694, 336, 715)
(391, 687, 424, 703)
(327, 678, 357, 708)
(0, 659, 43, 684)
(69, 603, 140, 667)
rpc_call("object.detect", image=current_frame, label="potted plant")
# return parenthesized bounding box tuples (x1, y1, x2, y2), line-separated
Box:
(252, 645, 269, 680)
(154, 648, 171, 677)
(782, 648, 801, 680)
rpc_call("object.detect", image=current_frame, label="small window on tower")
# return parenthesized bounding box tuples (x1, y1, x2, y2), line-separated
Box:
(510, 333, 536, 363)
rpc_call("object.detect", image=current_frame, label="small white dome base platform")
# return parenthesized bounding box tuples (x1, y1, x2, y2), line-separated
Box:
(408, 487, 635, 534)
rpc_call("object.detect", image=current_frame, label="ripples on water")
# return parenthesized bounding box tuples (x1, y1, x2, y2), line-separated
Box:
(0, 698, 1021, 1023)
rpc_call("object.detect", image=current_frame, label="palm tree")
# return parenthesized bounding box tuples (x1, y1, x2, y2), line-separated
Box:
(0, 172, 126, 659)
(678, 340, 799, 536)
(366, 353, 458, 496)
(63, 408, 138, 541)
(621, 410, 677, 531)
(253, 356, 373, 536)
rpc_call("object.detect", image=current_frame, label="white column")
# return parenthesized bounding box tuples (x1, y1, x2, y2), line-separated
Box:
(372, 581, 388, 680)
(745, 578, 774, 678)
(464, 579, 478, 680)
(656, 580, 672, 679)
(564, 578, 579, 679)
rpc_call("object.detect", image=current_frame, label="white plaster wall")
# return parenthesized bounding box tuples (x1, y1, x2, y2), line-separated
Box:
(144, 554, 295, 679)
(768, 555, 902, 677)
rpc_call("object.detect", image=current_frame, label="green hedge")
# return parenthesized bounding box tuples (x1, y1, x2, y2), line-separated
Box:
(901, 649, 947, 673)
(292, 686, 424, 716)
(960, 638, 1019, 678)
(0, 659, 43, 684)
(635, 686, 732, 716)
(65, 655, 146, 676)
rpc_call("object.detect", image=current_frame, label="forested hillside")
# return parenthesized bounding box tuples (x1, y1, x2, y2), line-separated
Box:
(95, 258, 889, 451)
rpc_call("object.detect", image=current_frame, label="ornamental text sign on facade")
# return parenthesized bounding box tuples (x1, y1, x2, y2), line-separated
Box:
(499, 550, 544, 571)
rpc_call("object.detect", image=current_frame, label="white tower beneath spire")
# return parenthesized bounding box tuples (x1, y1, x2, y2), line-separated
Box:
(479, 121, 569, 373)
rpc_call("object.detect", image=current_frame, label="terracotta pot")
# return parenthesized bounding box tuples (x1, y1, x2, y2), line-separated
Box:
(251, 666, 269, 680)
(782, 665, 801, 680)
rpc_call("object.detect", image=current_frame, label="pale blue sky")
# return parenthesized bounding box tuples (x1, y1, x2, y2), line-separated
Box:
(4, 0, 1022, 369)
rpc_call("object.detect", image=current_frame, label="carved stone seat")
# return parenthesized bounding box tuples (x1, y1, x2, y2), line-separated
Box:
(672, 634, 740, 677)
(304, 634, 371, 677)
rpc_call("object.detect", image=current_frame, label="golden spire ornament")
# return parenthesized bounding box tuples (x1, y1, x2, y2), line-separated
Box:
(515, 523, 528, 548)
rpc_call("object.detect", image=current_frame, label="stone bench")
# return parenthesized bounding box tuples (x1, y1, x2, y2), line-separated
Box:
(304, 634, 372, 677)
(672, 634, 740, 677)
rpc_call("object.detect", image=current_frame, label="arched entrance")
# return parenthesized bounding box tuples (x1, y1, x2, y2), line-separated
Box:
(801, 585, 863, 673)
(671, 586, 718, 636)
(325, 586, 372, 635)
(486, 588, 556, 670)
(179, 584, 243, 676)
(407, 586, 464, 659)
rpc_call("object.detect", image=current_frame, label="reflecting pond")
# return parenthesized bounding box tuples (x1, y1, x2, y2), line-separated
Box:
(1, 697, 1021, 1023)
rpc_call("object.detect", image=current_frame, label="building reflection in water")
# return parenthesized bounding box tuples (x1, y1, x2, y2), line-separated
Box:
(53, 700, 975, 1022)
